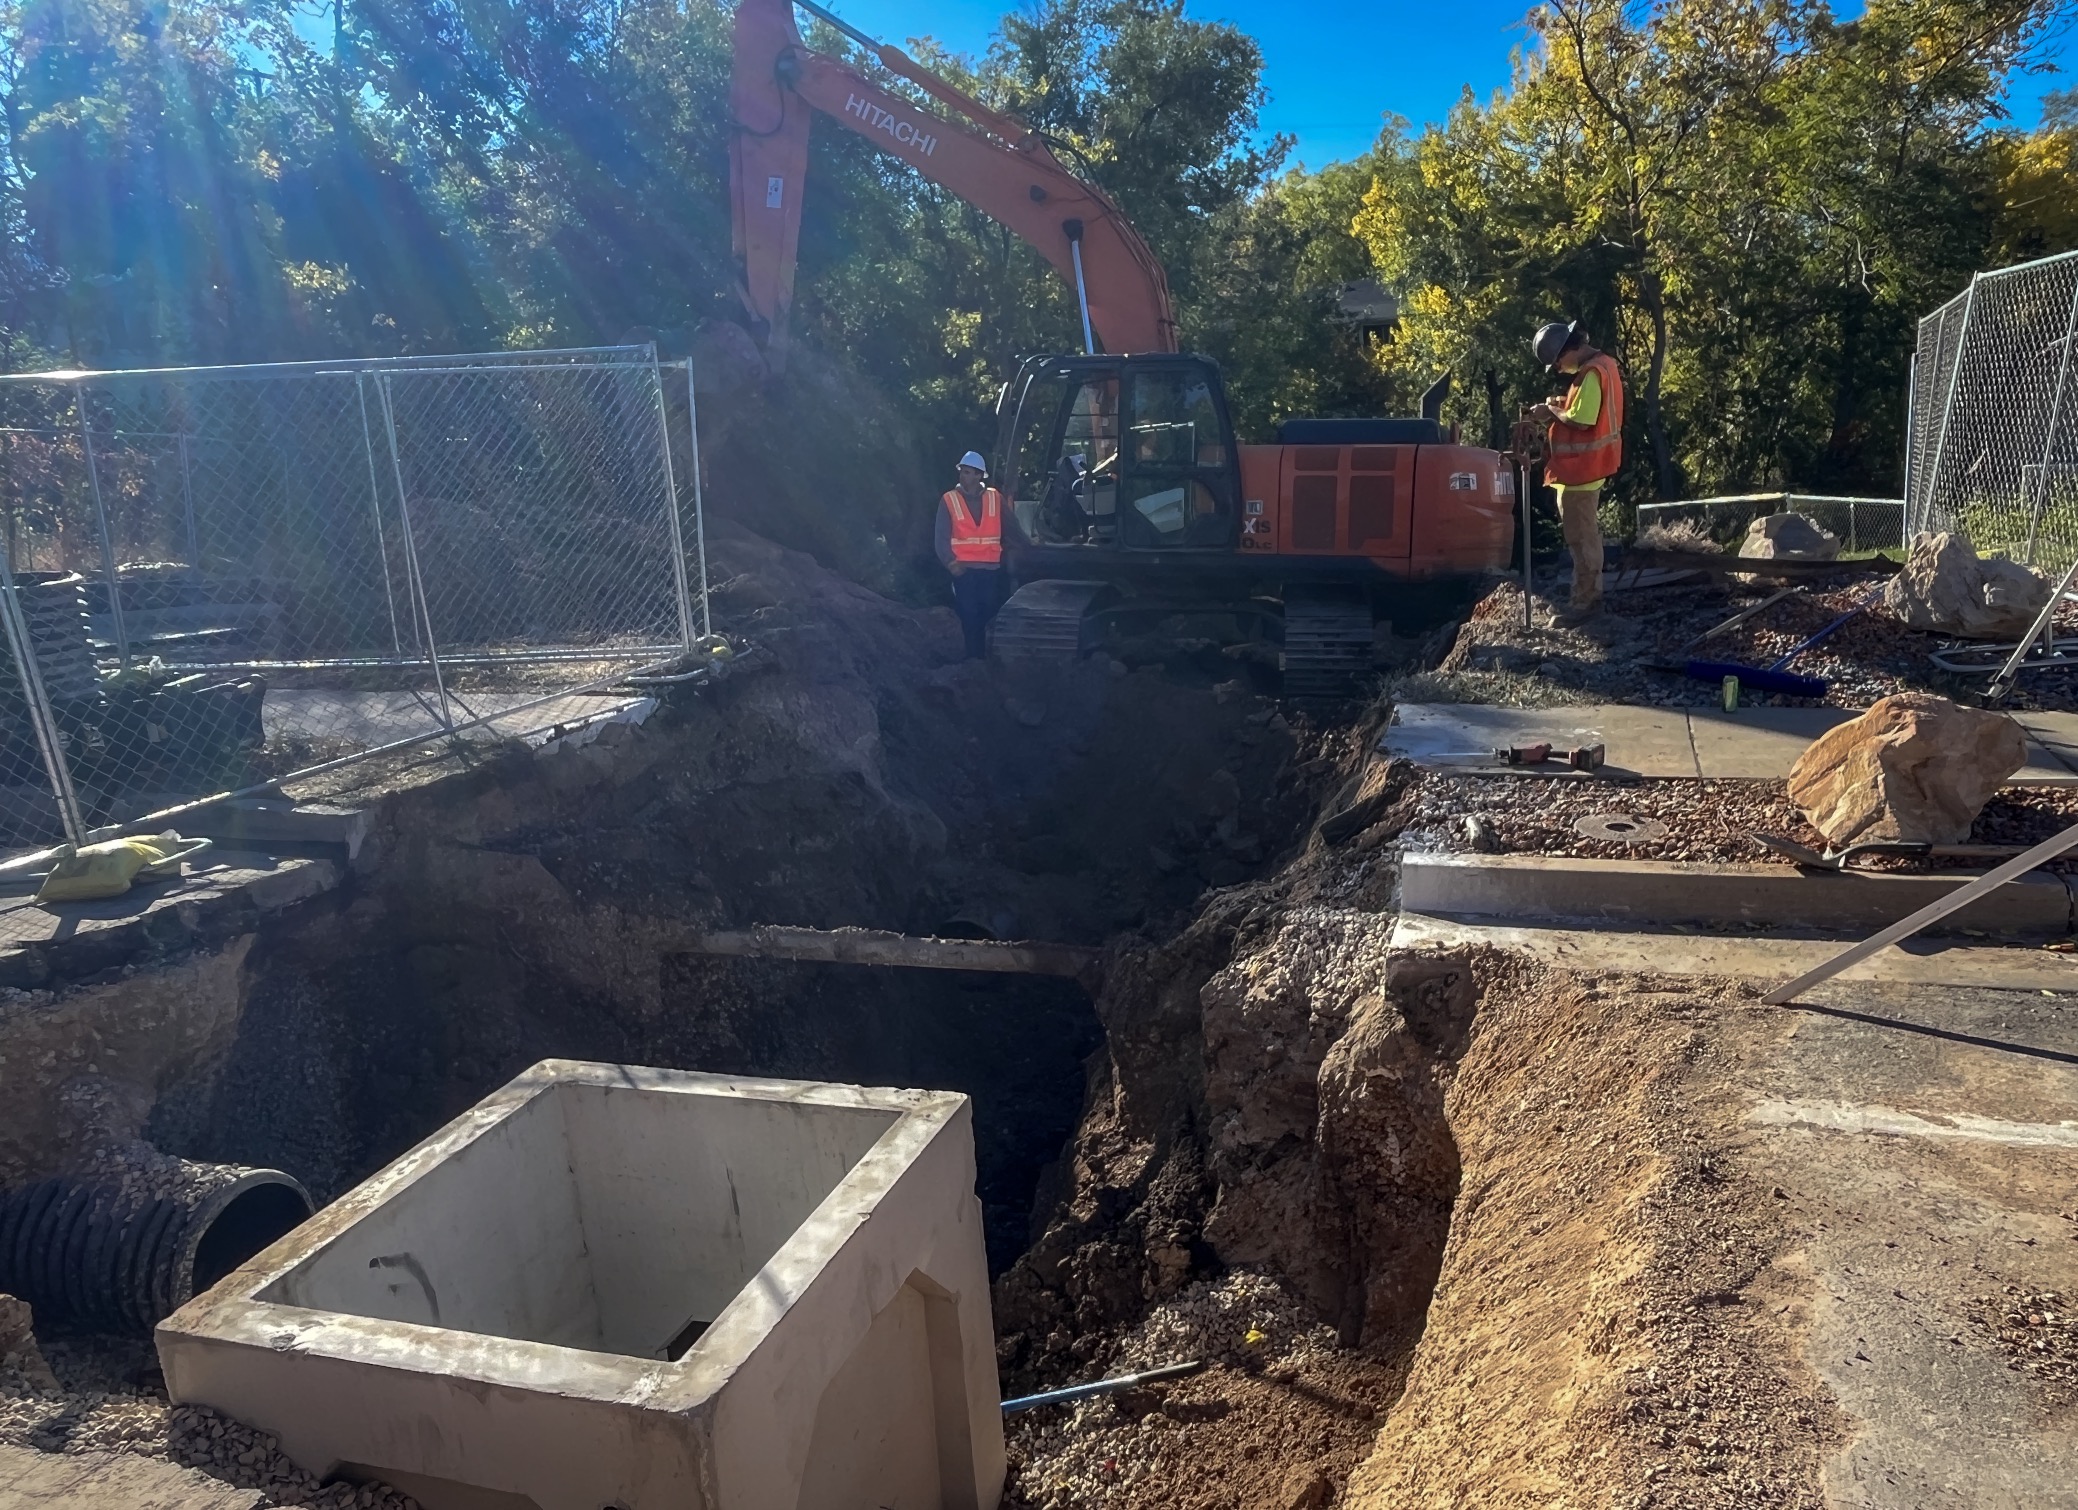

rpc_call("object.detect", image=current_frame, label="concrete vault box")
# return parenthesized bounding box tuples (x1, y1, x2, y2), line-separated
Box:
(156, 1061, 1005, 1510)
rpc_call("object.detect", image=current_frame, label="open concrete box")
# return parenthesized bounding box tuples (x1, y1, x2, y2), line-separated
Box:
(155, 1060, 1006, 1510)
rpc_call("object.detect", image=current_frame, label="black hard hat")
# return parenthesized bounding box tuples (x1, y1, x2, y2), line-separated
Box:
(1532, 320, 1580, 369)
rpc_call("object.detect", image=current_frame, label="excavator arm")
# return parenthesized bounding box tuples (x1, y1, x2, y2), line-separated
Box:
(729, 0, 1179, 365)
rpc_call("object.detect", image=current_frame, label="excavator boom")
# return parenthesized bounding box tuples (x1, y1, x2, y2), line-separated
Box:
(729, 0, 1178, 363)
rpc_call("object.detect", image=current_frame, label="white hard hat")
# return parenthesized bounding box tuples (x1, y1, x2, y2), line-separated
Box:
(958, 451, 988, 473)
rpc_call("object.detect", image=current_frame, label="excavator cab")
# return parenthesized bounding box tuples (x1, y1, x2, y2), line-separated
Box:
(997, 354, 1243, 554)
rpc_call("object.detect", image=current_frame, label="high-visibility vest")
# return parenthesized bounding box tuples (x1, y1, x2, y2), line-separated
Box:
(1546, 351, 1625, 487)
(942, 486, 1004, 564)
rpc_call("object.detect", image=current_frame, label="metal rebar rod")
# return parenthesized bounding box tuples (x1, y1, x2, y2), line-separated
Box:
(1761, 821, 2078, 1005)
(685, 360, 713, 638)
(374, 375, 453, 731)
(649, 353, 697, 653)
(177, 432, 200, 567)
(75, 388, 130, 668)
(1001, 1361, 1206, 1414)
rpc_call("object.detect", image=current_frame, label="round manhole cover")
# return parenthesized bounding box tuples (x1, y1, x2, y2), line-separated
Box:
(1574, 812, 1668, 843)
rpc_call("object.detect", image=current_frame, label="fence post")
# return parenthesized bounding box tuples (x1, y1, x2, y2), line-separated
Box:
(0, 542, 86, 846)
(647, 352, 696, 652)
(374, 374, 454, 731)
(1902, 350, 1916, 518)
(2021, 275, 2078, 569)
(685, 359, 712, 638)
(176, 433, 200, 568)
(354, 375, 409, 656)
(1922, 280, 1978, 543)
(74, 382, 130, 669)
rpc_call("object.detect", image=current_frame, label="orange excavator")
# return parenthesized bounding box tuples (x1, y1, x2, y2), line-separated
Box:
(730, 0, 1516, 693)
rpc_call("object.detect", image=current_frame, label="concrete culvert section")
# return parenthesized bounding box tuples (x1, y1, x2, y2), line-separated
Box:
(158, 1061, 1005, 1510)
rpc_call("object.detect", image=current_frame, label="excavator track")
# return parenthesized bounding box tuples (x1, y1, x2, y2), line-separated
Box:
(1281, 586, 1375, 700)
(991, 580, 1109, 664)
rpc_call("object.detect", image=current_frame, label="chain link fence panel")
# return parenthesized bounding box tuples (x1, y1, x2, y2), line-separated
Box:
(0, 347, 704, 871)
(1635, 493, 1905, 554)
(1906, 250, 2078, 569)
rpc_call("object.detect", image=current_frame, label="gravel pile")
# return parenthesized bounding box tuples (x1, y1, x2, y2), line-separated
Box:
(1435, 575, 2078, 714)
(1405, 772, 2078, 868)
(1007, 1271, 1359, 1509)
(1967, 1286, 2078, 1405)
(0, 1307, 420, 1508)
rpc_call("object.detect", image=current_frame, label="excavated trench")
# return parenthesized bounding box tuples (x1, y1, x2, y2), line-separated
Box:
(0, 525, 1838, 1508)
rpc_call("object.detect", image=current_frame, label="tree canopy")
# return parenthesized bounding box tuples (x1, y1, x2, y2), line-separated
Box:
(1, 0, 2073, 575)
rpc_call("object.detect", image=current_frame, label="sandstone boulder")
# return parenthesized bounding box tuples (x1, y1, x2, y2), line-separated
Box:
(1787, 693, 2027, 845)
(1882, 530, 2050, 640)
(1740, 512, 1840, 561)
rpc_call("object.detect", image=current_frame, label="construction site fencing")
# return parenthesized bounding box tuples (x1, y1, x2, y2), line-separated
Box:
(1906, 248, 2078, 570)
(0, 346, 708, 859)
(1634, 493, 1905, 554)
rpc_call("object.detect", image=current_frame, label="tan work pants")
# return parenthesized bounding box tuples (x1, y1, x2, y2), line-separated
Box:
(1557, 486, 1603, 609)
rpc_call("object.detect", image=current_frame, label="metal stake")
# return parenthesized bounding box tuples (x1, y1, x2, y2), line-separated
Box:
(684, 360, 713, 637)
(1762, 819, 2078, 1004)
(374, 375, 454, 732)
(75, 385, 130, 668)
(648, 351, 696, 653)
(0, 541, 86, 845)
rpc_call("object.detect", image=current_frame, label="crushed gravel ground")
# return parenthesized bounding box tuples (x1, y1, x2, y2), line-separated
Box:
(1966, 1285, 2078, 1406)
(0, 1316, 420, 1506)
(1403, 770, 2078, 868)
(1437, 575, 2078, 714)
(1005, 1271, 1403, 1510)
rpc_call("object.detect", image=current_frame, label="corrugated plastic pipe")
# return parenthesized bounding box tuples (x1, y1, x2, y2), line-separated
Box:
(0, 1161, 312, 1333)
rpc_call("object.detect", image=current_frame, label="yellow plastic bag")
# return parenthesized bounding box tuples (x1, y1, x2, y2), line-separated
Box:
(35, 833, 210, 903)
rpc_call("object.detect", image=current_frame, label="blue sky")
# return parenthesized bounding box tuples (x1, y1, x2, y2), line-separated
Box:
(824, 0, 2076, 169)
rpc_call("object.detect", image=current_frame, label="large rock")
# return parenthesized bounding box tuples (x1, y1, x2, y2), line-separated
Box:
(1883, 530, 2051, 640)
(1740, 512, 1840, 561)
(1787, 693, 2027, 845)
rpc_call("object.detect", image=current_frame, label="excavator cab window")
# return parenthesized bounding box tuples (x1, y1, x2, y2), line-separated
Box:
(1117, 364, 1238, 550)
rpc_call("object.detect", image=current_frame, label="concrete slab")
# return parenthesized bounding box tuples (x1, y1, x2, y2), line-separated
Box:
(0, 1444, 262, 1510)
(1398, 852, 2075, 934)
(262, 690, 644, 751)
(1743, 983, 2078, 1508)
(1383, 702, 1699, 777)
(1686, 706, 1849, 779)
(1390, 912, 2078, 992)
(0, 854, 340, 960)
(158, 1060, 1006, 1510)
(1390, 702, 2078, 783)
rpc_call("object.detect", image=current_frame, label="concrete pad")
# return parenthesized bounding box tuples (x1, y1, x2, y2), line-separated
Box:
(2011, 710, 2078, 782)
(1383, 703, 1698, 777)
(1686, 705, 1849, 778)
(1390, 912, 2078, 993)
(261, 690, 644, 751)
(158, 1060, 1006, 1510)
(0, 1444, 263, 1510)
(1398, 852, 2075, 934)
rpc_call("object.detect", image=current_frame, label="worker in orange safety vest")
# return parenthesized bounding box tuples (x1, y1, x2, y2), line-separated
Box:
(936, 450, 1005, 658)
(1528, 320, 1625, 626)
